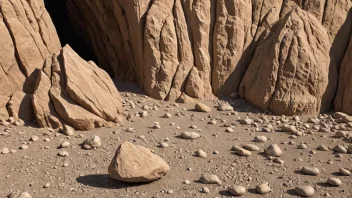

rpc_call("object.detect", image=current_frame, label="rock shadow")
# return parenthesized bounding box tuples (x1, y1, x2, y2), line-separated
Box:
(76, 174, 147, 189)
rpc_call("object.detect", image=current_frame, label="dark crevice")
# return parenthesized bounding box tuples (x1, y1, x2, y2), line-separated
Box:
(44, 0, 97, 64)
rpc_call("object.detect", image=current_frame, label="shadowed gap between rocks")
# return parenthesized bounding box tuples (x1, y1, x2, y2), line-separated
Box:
(43, 0, 99, 70)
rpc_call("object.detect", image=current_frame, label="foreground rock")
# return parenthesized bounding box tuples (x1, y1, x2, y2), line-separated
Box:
(108, 142, 170, 182)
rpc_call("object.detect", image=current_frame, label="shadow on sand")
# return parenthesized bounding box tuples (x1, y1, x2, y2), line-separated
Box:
(76, 174, 147, 189)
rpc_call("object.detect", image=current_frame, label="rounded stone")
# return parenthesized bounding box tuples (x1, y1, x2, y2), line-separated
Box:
(199, 174, 222, 185)
(256, 182, 271, 194)
(333, 145, 347, 153)
(254, 135, 267, 142)
(339, 168, 351, 176)
(158, 142, 169, 148)
(327, 177, 342, 186)
(61, 141, 70, 148)
(236, 148, 252, 157)
(265, 144, 282, 157)
(196, 149, 207, 158)
(202, 187, 210, 194)
(301, 166, 320, 176)
(1, 147, 10, 154)
(242, 144, 259, 151)
(181, 131, 200, 139)
(295, 185, 314, 197)
(30, 135, 39, 142)
(228, 185, 246, 196)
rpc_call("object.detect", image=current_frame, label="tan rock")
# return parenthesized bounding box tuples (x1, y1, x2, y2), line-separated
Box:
(195, 103, 211, 112)
(108, 142, 170, 182)
(0, 95, 9, 119)
(63, 45, 123, 122)
(32, 70, 62, 129)
(8, 91, 35, 122)
(239, 6, 337, 115)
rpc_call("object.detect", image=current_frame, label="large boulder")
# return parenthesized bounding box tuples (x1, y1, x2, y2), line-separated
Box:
(239, 6, 337, 115)
(32, 45, 124, 130)
(108, 142, 170, 183)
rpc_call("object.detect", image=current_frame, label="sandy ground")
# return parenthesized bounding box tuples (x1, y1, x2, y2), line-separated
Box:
(1, 88, 352, 198)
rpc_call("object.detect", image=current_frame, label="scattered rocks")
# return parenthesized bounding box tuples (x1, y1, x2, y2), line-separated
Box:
(225, 127, 234, 133)
(195, 103, 211, 112)
(19, 145, 28, 150)
(108, 142, 169, 182)
(199, 174, 222, 185)
(60, 141, 70, 148)
(295, 185, 314, 197)
(254, 135, 267, 142)
(63, 124, 75, 136)
(30, 135, 39, 142)
(256, 182, 271, 194)
(158, 142, 169, 148)
(228, 185, 246, 196)
(265, 144, 282, 157)
(327, 177, 342, 186)
(58, 151, 69, 157)
(180, 132, 200, 139)
(239, 118, 253, 125)
(218, 104, 233, 111)
(44, 183, 51, 188)
(317, 145, 329, 151)
(8, 191, 32, 198)
(301, 166, 320, 176)
(242, 144, 259, 151)
(339, 168, 351, 176)
(196, 149, 207, 158)
(201, 187, 210, 193)
(163, 113, 172, 118)
(140, 111, 148, 118)
(1, 147, 10, 154)
(333, 145, 347, 153)
(82, 135, 101, 149)
(235, 148, 252, 157)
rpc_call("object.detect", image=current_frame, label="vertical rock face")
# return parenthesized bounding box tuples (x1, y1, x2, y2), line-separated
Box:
(0, 0, 125, 129)
(335, 35, 352, 114)
(240, 7, 337, 115)
(0, 0, 60, 122)
(65, 0, 352, 115)
(143, 0, 178, 100)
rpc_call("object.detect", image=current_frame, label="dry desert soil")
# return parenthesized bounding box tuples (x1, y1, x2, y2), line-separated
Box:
(1, 85, 352, 198)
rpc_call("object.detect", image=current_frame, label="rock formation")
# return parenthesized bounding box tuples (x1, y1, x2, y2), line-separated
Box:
(65, 0, 352, 115)
(239, 6, 337, 115)
(2, 0, 352, 119)
(108, 142, 170, 182)
(32, 45, 124, 130)
(0, 0, 124, 130)
(0, 0, 61, 120)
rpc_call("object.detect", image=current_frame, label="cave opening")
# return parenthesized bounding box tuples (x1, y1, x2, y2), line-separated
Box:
(44, 0, 97, 63)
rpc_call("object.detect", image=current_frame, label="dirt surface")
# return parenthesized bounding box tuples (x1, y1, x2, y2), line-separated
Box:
(1, 89, 352, 198)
